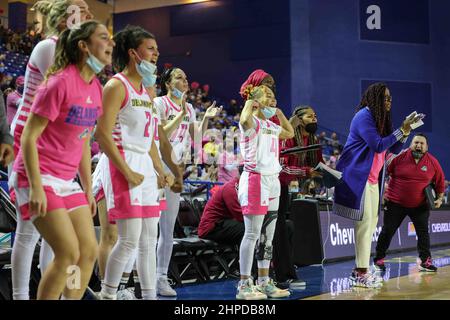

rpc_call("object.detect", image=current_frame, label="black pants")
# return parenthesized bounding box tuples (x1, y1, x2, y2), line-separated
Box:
(202, 219, 245, 246)
(375, 201, 431, 262)
(203, 219, 257, 277)
(272, 185, 298, 282)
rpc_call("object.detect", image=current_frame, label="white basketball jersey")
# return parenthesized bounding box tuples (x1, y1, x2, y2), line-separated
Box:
(239, 116, 282, 175)
(111, 73, 158, 153)
(153, 95, 195, 162)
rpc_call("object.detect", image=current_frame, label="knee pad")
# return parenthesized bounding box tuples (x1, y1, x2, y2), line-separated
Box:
(264, 210, 278, 224)
(255, 242, 273, 261)
(255, 211, 277, 260)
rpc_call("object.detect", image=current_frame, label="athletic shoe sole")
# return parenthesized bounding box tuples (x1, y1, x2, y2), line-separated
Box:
(418, 266, 437, 272)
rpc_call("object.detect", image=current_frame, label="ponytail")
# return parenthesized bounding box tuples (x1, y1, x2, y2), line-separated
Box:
(112, 25, 155, 72)
(159, 67, 175, 97)
(47, 20, 101, 78)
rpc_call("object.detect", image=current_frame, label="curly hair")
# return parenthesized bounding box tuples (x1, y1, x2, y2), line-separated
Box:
(357, 82, 393, 137)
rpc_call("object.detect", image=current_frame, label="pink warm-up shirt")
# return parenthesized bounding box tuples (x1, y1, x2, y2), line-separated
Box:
(14, 64, 103, 182)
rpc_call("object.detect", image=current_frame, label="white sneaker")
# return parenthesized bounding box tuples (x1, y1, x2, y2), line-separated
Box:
(349, 271, 382, 289)
(157, 277, 177, 297)
(117, 288, 136, 300)
(236, 278, 267, 300)
(371, 272, 384, 284)
(99, 290, 117, 300)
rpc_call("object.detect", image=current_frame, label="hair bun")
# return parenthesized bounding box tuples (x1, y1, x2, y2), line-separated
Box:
(32, 1, 53, 16)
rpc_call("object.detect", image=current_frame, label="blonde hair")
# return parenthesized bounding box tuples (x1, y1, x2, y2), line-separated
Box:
(32, 0, 72, 36)
(31, 0, 53, 16)
(47, 20, 101, 78)
(31, 1, 51, 35)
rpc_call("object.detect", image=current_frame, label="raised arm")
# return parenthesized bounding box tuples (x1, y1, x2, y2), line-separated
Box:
(276, 108, 294, 140)
(161, 92, 187, 136)
(189, 100, 222, 139)
(239, 99, 257, 132)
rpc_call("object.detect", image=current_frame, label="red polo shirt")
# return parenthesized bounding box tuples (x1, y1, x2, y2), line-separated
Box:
(198, 178, 243, 238)
(385, 149, 445, 208)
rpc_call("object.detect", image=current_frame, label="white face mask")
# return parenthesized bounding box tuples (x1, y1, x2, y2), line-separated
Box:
(261, 106, 277, 119)
(86, 51, 105, 74)
(134, 50, 157, 86)
(172, 87, 183, 99)
(142, 74, 157, 87)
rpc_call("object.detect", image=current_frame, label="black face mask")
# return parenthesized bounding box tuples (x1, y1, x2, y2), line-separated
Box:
(412, 151, 425, 159)
(305, 123, 318, 134)
(309, 188, 316, 196)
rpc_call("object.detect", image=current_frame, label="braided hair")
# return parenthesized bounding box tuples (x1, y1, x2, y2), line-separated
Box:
(112, 25, 155, 72)
(357, 82, 393, 137)
(292, 105, 319, 167)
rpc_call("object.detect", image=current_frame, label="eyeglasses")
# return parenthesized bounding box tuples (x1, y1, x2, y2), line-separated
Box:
(385, 96, 392, 103)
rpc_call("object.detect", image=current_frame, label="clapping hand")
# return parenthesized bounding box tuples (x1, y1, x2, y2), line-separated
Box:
(204, 101, 223, 118)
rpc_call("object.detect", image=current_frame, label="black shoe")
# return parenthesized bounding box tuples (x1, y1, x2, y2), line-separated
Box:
(275, 281, 290, 290)
(83, 287, 99, 300)
(277, 278, 306, 290)
(287, 278, 306, 290)
(419, 257, 437, 272)
(229, 269, 240, 279)
(134, 282, 142, 299)
(373, 258, 386, 272)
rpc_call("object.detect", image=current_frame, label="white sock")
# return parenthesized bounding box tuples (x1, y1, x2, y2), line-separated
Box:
(258, 276, 269, 286)
(101, 284, 117, 296)
(141, 289, 157, 300)
(11, 216, 40, 300)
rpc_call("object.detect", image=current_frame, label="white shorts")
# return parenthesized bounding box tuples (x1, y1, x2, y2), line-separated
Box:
(92, 153, 107, 202)
(238, 171, 280, 215)
(101, 148, 160, 222)
(10, 171, 88, 221)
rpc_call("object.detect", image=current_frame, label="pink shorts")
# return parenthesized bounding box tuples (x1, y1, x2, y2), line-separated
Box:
(238, 171, 280, 215)
(10, 172, 88, 221)
(95, 188, 105, 203)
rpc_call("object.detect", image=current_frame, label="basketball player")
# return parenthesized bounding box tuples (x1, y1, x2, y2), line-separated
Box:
(96, 26, 182, 300)
(9, 0, 93, 300)
(153, 67, 222, 296)
(236, 84, 294, 300)
(10, 20, 113, 300)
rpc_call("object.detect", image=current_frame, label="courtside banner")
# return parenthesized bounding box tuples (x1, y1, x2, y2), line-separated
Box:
(320, 209, 450, 261)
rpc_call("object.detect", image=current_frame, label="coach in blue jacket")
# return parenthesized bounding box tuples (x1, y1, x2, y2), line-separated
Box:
(333, 82, 419, 288)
